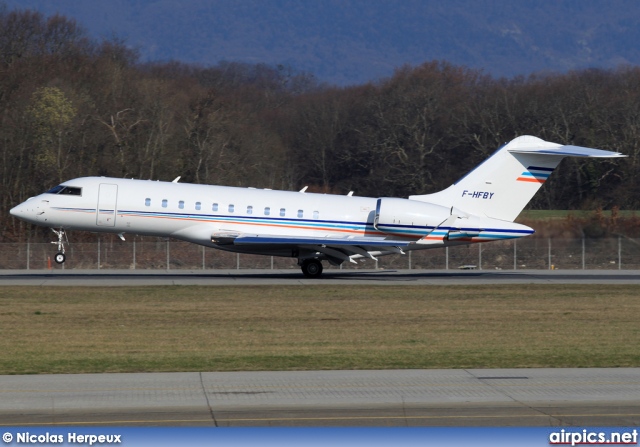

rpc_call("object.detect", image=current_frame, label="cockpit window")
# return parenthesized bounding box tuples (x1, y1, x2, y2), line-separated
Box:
(45, 185, 82, 196)
(60, 187, 82, 196)
(46, 185, 65, 194)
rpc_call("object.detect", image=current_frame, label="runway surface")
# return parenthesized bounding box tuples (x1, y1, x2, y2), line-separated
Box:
(2, 269, 640, 286)
(1, 368, 639, 427)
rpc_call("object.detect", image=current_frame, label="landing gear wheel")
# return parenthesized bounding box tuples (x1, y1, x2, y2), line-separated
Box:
(301, 259, 323, 278)
(51, 228, 68, 264)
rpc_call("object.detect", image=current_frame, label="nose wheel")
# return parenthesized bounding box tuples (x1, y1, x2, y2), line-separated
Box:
(51, 228, 68, 264)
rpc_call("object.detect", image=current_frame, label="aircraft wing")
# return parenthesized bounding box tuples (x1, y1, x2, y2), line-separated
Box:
(228, 234, 410, 263)
(234, 234, 407, 247)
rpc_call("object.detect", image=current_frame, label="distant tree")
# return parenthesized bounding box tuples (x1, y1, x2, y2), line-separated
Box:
(1, 4, 637, 242)
(26, 86, 77, 183)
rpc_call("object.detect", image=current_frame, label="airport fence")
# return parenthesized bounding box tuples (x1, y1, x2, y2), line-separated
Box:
(0, 236, 638, 271)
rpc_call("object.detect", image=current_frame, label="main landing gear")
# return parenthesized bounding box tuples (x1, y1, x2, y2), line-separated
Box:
(300, 259, 323, 278)
(51, 228, 67, 264)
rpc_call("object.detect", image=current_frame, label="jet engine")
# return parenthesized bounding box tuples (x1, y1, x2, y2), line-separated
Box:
(374, 198, 451, 237)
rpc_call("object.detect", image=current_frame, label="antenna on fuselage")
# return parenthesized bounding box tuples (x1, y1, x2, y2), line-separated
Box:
(299, 186, 308, 193)
(172, 176, 181, 183)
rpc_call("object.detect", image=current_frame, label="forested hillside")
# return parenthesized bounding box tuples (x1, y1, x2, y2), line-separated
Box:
(9, 0, 640, 85)
(1, 8, 637, 241)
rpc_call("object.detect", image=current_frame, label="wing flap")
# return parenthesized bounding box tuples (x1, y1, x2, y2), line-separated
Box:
(233, 234, 409, 263)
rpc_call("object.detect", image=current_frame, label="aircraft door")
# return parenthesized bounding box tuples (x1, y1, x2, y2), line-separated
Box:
(97, 183, 118, 227)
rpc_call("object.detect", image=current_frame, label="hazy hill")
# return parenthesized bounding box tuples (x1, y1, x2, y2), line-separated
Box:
(3, 0, 640, 85)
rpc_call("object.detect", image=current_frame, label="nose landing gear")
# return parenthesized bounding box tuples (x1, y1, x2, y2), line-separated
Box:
(51, 228, 68, 264)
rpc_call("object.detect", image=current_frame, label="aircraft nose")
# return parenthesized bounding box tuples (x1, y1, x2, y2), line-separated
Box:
(9, 199, 40, 223)
(9, 203, 22, 217)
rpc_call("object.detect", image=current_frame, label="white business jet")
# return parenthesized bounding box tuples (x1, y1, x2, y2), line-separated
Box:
(10, 135, 625, 277)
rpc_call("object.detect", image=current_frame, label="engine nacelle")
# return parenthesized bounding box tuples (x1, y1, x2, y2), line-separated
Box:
(374, 197, 450, 238)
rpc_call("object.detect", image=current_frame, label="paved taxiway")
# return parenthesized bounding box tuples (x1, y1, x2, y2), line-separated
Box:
(1, 368, 639, 426)
(2, 268, 640, 286)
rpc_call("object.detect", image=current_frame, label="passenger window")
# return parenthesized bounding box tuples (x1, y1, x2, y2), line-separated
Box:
(280, 208, 286, 217)
(313, 211, 319, 219)
(229, 204, 235, 213)
(212, 203, 218, 212)
(162, 199, 168, 208)
(145, 198, 151, 207)
(247, 205, 253, 214)
(297, 209, 303, 218)
(264, 207, 270, 216)
(179, 201, 185, 209)
(195, 202, 201, 210)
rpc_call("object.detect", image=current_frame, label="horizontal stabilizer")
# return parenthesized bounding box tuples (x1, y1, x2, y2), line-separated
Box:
(509, 145, 626, 158)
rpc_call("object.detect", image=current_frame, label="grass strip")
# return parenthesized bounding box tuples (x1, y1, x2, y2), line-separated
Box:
(0, 285, 639, 374)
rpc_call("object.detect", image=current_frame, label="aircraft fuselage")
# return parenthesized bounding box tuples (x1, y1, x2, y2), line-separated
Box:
(10, 176, 531, 256)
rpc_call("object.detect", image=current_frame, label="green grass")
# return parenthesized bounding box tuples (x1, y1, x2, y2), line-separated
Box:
(1, 285, 639, 374)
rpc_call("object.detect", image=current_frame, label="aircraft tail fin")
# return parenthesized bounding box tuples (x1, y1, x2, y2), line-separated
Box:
(409, 135, 626, 222)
